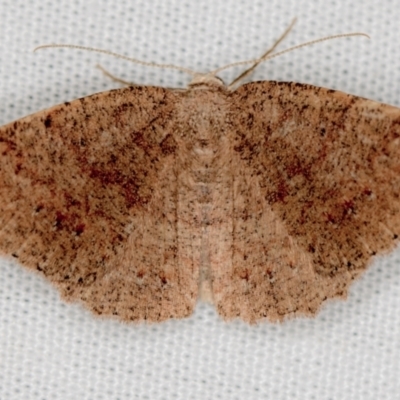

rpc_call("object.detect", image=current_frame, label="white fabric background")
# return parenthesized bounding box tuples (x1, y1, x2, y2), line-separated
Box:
(0, 0, 399, 399)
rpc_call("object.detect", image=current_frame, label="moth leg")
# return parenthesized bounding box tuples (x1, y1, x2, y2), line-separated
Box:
(96, 64, 138, 86)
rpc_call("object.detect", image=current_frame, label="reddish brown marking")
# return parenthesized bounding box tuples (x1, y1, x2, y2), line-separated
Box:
(55, 212, 67, 229)
(75, 224, 85, 236)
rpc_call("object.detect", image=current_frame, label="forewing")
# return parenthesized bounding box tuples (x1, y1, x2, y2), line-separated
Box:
(215, 81, 400, 322)
(0, 86, 198, 322)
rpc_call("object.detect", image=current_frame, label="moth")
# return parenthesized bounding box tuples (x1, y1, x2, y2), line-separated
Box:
(1, 25, 399, 323)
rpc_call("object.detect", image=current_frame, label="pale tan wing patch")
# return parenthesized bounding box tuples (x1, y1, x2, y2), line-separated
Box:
(214, 81, 400, 322)
(0, 86, 198, 322)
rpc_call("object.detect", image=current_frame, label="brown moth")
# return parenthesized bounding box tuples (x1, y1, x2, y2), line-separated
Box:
(1, 30, 399, 323)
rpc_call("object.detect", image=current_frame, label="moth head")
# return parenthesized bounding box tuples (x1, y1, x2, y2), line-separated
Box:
(188, 73, 225, 89)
